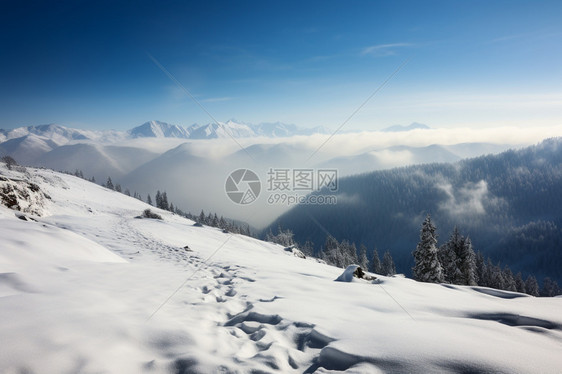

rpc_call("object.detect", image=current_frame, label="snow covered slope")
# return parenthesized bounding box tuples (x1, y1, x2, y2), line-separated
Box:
(1, 164, 561, 373)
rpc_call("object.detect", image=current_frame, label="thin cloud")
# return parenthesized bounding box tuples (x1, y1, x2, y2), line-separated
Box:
(486, 29, 562, 44)
(201, 97, 234, 103)
(361, 43, 413, 56)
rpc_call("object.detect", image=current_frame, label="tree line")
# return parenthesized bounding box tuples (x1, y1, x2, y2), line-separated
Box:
(66, 171, 255, 237)
(413, 214, 560, 296)
(265, 225, 398, 276)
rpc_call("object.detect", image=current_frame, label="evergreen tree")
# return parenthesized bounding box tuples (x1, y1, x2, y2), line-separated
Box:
(339, 240, 358, 267)
(219, 216, 227, 230)
(147, 194, 153, 206)
(488, 262, 505, 290)
(199, 210, 206, 224)
(381, 250, 396, 276)
(169, 203, 174, 213)
(124, 189, 131, 196)
(514, 272, 526, 294)
(301, 240, 315, 257)
(502, 265, 517, 292)
(106, 177, 114, 190)
(358, 244, 369, 271)
(475, 251, 487, 287)
(525, 275, 540, 296)
(458, 236, 477, 286)
(439, 227, 461, 284)
(541, 277, 561, 297)
(413, 214, 444, 283)
(155, 191, 162, 208)
(370, 247, 382, 274)
(114, 184, 122, 193)
(265, 228, 274, 242)
(322, 235, 344, 267)
(161, 192, 169, 211)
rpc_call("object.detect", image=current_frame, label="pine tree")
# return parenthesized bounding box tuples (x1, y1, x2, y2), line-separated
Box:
(413, 214, 444, 283)
(370, 247, 382, 274)
(475, 251, 487, 287)
(106, 177, 114, 190)
(339, 240, 358, 267)
(439, 227, 461, 284)
(155, 191, 162, 208)
(358, 244, 369, 271)
(322, 235, 344, 267)
(199, 210, 206, 224)
(488, 262, 505, 290)
(302, 241, 315, 257)
(219, 216, 227, 230)
(161, 192, 169, 211)
(502, 265, 516, 291)
(541, 277, 561, 297)
(525, 275, 540, 296)
(381, 250, 396, 276)
(114, 184, 122, 193)
(147, 194, 152, 206)
(458, 236, 477, 286)
(514, 272, 526, 294)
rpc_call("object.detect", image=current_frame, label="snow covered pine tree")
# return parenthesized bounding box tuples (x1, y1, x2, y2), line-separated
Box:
(413, 214, 444, 283)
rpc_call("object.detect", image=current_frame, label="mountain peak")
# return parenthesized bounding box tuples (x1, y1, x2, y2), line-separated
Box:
(128, 121, 190, 139)
(381, 123, 431, 132)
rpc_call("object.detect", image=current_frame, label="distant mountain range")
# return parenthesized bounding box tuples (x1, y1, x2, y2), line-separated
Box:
(381, 122, 430, 132)
(0, 120, 330, 145)
(0, 119, 526, 236)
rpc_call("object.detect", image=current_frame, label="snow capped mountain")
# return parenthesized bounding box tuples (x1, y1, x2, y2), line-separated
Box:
(0, 120, 327, 143)
(128, 120, 191, 139)
(382, 122, 431, 132)
(1, 163, 561, 373)
(187, 120, 256, 139)
(1, 123, 93, 144)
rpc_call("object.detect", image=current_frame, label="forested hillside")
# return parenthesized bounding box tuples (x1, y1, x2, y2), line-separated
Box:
(268, 138, 562, 283)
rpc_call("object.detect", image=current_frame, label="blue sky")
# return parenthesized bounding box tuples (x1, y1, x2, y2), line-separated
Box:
(1, 0, 561, 131)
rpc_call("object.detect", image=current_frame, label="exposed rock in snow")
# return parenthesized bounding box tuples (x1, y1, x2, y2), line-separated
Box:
(284, 245, 306, 259)
(335, 265, 376, 282)
(0, 175, 50, 216)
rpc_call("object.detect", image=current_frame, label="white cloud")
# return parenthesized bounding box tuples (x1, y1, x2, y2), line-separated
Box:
(437, 180, 504, 219)
(360, 43, 412, 56)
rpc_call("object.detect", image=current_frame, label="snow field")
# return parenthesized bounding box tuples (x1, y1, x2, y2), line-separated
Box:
(1, 165, 562, 373)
